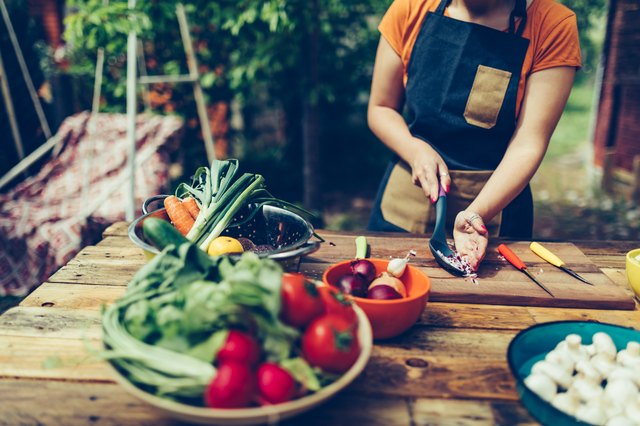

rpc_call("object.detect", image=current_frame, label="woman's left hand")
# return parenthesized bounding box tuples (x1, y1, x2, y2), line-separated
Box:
(453, 210, 489, 271)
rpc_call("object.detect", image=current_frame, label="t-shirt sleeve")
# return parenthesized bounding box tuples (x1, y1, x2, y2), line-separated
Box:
(378, 0, 412, 56)
(531, 13, 582, 73)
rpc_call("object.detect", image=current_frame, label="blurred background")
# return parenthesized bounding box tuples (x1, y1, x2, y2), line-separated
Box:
(1, 0, 638, 242)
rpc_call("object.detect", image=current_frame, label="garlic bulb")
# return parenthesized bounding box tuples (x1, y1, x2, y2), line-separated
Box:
(387, 250, 416, 277)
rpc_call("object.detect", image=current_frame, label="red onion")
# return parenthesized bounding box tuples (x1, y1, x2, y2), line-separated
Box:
(337, 274, 367, 297)
(367, 285, 402, 300)
(350, 259, 376, 284)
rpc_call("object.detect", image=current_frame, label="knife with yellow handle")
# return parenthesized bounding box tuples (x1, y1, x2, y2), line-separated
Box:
(529, 242, 593, 286)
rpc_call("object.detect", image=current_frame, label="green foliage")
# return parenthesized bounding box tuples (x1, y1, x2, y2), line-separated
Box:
(558, 0, 607, 77)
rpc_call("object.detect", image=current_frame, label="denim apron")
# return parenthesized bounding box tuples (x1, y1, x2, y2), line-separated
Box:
(369, 0, 532, 238)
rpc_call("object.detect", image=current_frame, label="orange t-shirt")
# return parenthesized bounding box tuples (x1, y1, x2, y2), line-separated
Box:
(378, 0, 582, 116)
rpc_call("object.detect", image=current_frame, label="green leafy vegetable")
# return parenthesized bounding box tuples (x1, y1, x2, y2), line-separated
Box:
(102, 243, 305, 401)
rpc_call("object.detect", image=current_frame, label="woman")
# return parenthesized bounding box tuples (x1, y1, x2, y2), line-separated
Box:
(368, 0, 581, 270)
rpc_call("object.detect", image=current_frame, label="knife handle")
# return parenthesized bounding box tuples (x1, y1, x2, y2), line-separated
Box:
(530, 242, 565, 267)
(498, 244, 526, 270)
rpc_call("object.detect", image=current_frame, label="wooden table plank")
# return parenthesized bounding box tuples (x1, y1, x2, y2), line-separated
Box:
(1, 223, 636, 426)
(20, 283, 125, 310)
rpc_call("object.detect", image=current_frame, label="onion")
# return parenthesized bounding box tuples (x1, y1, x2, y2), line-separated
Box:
(350, 259, 376, 284)
(368, 272, 407, 298)
(367, 285, 402, 300)
(336, 274, 367, 297)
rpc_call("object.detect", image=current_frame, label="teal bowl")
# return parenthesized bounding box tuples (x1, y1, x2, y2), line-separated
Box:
(507, 321, 640, 426)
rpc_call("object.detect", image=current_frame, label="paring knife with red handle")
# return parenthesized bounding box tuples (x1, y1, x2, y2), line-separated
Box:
(498, 244, 554, 297)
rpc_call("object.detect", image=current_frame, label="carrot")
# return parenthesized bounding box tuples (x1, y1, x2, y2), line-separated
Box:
(182, 197, 200, 220)
(164, 195, 195, 236)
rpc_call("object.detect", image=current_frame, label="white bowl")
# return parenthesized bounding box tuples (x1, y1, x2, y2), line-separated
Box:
(109, 306, 373, 425)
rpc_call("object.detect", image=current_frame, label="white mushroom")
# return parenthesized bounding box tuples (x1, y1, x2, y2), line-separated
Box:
(532, 360, 574, 389)
(605, 379, 639, 407)
(572, 376, 604, 402)
(609, 366, 640, 388)
(617, 342, 640, 369)
(546, 347, 575, 373)
(592, 354, 618, 378)
(576, 359, 603, 384)
(566, 334, 590, 363)
(625, 397, 640, 422)
(575, 398, 608, 426)
(551, 389, 581, 416)
(525, 373, 558, 402)
(603, 393, 626, 419)
(606, 416, 636, 426)
(594, 332, 618, 360)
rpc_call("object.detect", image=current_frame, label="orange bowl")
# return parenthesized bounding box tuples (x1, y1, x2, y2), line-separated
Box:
(322, 259, 431, 339)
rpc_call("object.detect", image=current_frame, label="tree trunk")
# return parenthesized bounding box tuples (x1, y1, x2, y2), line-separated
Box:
(302, 0, 322, 213)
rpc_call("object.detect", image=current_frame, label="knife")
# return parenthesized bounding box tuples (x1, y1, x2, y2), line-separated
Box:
(498, 244, 554, 297)
(530, 242, 594, 286)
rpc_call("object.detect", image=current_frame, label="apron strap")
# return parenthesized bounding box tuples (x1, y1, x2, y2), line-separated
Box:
(435, 0, 528, 37)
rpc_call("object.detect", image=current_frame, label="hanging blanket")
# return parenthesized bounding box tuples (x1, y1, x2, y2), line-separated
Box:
(0, 112, 183, 296)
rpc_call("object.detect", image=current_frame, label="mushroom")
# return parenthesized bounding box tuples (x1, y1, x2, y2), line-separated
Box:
(575, 398, 608, 426)
(532, 360, 574, 389)
(592, 353, 617, 378)
(593, 332, 618, 360)
(551, 389, 580, 416)
(609, 366, 640, 388)
(571, 376, 604, 403)
(604, 379, 639, 407)
(566, 334, 590, 363)
(546, 347, 575, 373)
(576, 359, 603, 384)
(606, 416, 636, 426)
(625, 396, 640, 421)
(525, 373, 557, 402)
(617, 342, 640, 369)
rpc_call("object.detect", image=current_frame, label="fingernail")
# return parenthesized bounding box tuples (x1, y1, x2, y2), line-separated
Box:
(445, 184, 450, 193)
(431, 196, 436, 204)
(481, 225, 488, 233)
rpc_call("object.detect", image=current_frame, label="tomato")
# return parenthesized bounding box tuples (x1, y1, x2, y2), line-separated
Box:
(204, 362, 256, 408)
(257, 363, 297, 405)
(302, 314, 360, 374)
(280, 273, 324, 328)
(216, 330, 261, 366)
(318, 286, 358, 326)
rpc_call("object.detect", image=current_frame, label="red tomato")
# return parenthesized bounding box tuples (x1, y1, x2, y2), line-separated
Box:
(318, 286, 358, 326)
(204, 362, 256, 408)
(216, 330, 261, 366)
(257, 363, 297, 405)
(280, 273, 324, 328)
(302, 314, 360, 374)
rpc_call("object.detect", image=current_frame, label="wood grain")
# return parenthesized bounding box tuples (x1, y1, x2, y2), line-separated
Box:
(0, 223, 635, 426)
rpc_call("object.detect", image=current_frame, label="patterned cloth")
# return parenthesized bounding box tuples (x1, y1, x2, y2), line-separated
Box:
(0, 112, 183, 296)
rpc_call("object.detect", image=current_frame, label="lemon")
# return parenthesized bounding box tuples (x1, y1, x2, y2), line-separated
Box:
(207, 236, 244, 256)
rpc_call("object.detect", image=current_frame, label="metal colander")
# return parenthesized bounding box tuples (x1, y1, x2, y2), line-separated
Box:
(128, 195, 321, 271)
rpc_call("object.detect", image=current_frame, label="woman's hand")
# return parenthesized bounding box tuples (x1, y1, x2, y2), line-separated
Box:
(453, 210, 488, 271)
(410, 141, 451, 203)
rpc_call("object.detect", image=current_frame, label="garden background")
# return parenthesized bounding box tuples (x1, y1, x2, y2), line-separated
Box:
(1, 0, 637, 242)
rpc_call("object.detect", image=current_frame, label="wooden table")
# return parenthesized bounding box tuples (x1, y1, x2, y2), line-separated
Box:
(0, 223, 638, 426)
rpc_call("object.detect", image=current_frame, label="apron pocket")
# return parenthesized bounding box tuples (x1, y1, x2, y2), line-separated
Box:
(380, 161, 432, 233)
(463, 65, 512, 130)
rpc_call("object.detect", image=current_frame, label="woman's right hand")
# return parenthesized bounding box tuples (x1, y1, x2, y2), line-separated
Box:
(409, 140, 451, 203)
